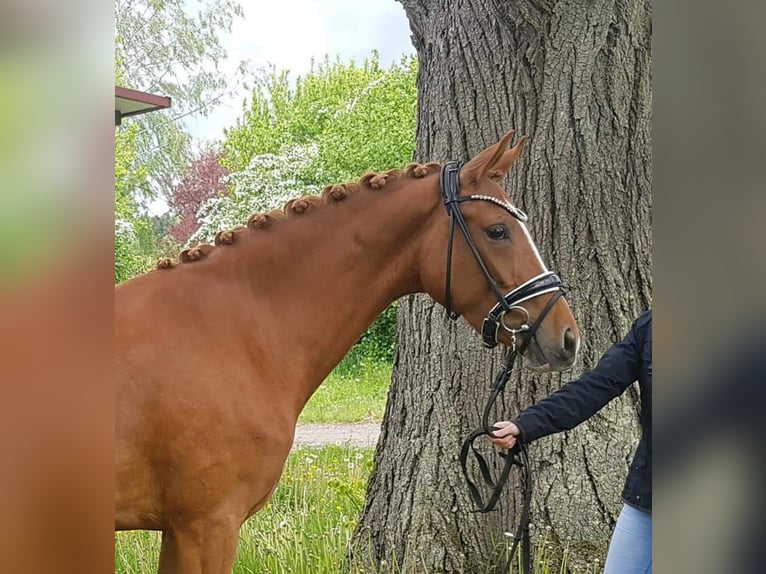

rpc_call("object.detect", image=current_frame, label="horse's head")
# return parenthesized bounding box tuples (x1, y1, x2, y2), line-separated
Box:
(419, 130, 580, 371)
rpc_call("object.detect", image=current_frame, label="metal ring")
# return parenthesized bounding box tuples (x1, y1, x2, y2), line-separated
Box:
(500, 306, 530, 333)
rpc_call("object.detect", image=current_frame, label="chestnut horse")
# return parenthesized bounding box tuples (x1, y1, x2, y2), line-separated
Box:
(115, 130, 580, 573)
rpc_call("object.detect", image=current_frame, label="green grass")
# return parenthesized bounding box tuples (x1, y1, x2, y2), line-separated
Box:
(299, 360, 391, 424)
(236, 446, 373, 573)
(114, 529, 161, 573)
(114, 446, 374, 574)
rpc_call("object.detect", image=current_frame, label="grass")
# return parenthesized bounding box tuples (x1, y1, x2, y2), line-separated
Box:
(527, 528, 604, 574)
(235, 446, 373, 573)
(299, 360, 391, 424)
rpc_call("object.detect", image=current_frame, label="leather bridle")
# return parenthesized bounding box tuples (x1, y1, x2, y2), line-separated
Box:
(440, 160, 567, 573)
(440, 161, 565, 349)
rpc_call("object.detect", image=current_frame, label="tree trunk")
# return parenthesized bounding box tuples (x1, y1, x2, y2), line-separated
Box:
(351, 0, 651, 572)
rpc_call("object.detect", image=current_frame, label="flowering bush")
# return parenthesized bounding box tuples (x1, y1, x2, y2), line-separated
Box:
(188, 144, 320, 245)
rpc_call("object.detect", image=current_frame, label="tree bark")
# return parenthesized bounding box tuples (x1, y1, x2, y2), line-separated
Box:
(351, 0, 651, 572)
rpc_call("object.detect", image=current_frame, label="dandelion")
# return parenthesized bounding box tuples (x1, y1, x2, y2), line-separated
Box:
(279, 520, 288, 529)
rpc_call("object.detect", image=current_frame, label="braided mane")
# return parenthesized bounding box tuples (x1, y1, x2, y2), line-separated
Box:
(156, 162, 441, 270)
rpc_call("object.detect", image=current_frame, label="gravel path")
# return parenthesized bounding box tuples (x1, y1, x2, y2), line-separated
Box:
(292, 422, 381, 449)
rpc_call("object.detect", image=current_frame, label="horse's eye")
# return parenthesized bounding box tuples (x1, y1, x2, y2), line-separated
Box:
(485, 225, 508, 240)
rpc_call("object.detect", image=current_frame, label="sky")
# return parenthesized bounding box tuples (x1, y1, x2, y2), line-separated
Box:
(184, 0, 416, 143)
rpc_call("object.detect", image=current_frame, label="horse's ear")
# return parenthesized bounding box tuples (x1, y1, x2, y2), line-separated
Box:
(489, 135, 527, 180)
(460, 129, 517, 186)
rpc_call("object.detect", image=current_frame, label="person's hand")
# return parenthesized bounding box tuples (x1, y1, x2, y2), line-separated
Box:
(489, 420, 520, 450)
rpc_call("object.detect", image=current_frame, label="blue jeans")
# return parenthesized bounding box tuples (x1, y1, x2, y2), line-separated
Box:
(603, 503, 652, 574)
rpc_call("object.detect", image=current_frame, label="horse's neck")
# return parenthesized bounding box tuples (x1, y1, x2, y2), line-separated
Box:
(228, 178, 437, 400)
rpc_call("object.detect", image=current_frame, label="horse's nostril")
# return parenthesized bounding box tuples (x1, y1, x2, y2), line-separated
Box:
(563, 328, 577, 358)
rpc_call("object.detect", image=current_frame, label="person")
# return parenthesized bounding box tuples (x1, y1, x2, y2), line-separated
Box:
(490, 310, 652, 574)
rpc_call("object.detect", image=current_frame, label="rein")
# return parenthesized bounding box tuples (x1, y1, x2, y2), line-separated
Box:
(439, 160, 566, 573)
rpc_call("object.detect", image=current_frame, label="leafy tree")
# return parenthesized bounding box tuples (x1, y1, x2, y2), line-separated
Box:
(114, 0, 245, 280)
(115, 122, 151, 282)
(115, 0, 246, 200)
(223, 53, 417, 183)
(315, 56, 418, 182)
(168, 147, 230, 243)
(115, 123, 181, 282)
(210, 54, 418, 243)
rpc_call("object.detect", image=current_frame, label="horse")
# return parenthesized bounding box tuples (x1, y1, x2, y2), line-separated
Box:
(115, 130, 580, 573)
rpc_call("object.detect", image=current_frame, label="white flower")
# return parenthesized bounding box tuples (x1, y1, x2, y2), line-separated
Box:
(190, 144, 321, 245)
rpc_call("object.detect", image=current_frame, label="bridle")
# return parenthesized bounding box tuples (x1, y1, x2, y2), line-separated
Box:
(440, 161, 565, 349)
(440, 160, 567, 573)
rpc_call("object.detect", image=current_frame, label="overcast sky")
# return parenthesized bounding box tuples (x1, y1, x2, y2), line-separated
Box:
(185, 0, 415, 142)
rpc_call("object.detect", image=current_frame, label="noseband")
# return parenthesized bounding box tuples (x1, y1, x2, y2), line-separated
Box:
(440, 161, 565, 350)
(440, 160, 568, 574)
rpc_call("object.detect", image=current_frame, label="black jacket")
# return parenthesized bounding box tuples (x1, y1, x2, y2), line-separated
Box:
(514, 310, 652, 512)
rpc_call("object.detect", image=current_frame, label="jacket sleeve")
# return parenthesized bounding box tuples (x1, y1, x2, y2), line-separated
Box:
(514, 315, 645, 444)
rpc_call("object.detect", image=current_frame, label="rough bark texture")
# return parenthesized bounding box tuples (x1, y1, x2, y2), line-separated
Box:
(351, 0, 651, 572)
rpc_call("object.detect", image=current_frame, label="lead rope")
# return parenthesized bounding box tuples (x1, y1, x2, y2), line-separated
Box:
(437, 159, 564, 571)
(458, 351, 533, 574)
(459, 291, 562, 574)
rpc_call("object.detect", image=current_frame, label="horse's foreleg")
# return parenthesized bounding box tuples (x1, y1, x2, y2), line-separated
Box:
(158, 516, 241, 574)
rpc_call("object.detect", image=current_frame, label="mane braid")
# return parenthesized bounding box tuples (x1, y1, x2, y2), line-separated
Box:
(285, 196, 323, 216)
(157, 162, 443, 270)
(179, 243, 214, 263)
(405, 162, 440, 179)
(214, 226, 247, 246)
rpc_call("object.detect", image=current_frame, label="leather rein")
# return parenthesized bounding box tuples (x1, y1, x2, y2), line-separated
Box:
(439, 161, 566, 573)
